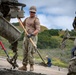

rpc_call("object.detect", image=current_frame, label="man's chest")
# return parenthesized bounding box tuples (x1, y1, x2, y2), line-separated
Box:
(26, 19, 35, 27)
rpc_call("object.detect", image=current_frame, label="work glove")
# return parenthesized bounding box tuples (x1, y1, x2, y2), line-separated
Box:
(27, 33, 34, 38)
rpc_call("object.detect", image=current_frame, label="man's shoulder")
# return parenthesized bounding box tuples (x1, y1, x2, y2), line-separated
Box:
(35, 16, 39, 20)
(34, 17, 40, 23)
(23, 17, 29, 22)
(25, 17, 29, 20)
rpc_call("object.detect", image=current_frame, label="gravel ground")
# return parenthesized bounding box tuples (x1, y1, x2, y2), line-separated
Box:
(0, 57, 68, 75)
(0, 68, 45, 75)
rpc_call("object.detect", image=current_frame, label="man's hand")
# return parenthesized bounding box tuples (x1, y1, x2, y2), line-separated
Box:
(27, 33, 34, 38)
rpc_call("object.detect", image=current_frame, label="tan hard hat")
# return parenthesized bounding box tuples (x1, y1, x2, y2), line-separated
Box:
(29, 6, 37, 13)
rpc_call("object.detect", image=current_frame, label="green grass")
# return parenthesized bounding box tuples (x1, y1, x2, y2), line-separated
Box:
(33, 49, 70, 68)
(0, 36, 72, 68)
(52, 57, 68, 67)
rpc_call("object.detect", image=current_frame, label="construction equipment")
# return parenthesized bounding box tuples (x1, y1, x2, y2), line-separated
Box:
(0, 0, 26, 68)
(60, 29, 70, 50)
(0, 0, 26, 18)
(60, 14, 76, 75)
(17, 18, 46, 65)
(0, 40, 18, 69)
(0, 41, 9, 58)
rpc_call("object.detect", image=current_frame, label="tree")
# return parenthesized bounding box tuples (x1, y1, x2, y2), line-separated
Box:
(37, 30, 59, 49)
(49, 29, 59, 36)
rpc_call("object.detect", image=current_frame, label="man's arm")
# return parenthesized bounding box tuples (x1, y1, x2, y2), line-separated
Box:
(32, 18, 40, 35)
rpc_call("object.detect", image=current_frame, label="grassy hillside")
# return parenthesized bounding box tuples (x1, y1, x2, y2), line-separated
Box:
(40, 25, 48, 32)
(0, 23, 75, 68)
(0, 37, 71, 68)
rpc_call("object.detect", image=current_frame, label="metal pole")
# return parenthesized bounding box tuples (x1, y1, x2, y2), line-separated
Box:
(0, 41, 9, 58)
(4, 50, 9, 58)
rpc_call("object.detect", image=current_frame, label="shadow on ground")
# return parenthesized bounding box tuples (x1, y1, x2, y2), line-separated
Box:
(0, 68, 46, 75)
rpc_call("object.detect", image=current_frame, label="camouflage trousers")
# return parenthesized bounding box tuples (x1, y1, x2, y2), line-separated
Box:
(68, 57, 76, 75)
(22, 35, 38, 65)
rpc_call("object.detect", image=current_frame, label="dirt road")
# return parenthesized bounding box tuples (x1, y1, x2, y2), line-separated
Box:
(0, 57, 68, 75)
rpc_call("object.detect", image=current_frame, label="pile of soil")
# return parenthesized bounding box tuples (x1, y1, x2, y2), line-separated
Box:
(0, 68, 46, 75)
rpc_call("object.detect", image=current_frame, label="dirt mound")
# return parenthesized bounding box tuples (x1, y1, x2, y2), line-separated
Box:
(0, 68, 46, 75)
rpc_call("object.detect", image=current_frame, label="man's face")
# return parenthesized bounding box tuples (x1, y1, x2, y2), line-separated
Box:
(30, 11, 36, 17)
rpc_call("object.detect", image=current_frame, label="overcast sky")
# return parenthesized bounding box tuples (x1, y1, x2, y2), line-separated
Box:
(11, 0, 76, 30)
